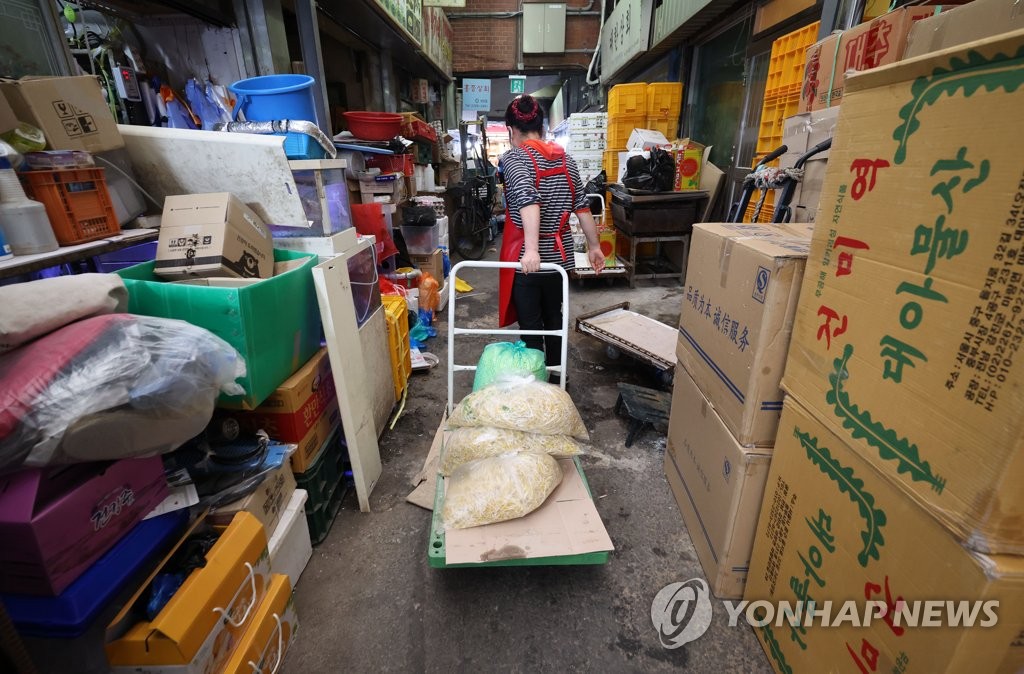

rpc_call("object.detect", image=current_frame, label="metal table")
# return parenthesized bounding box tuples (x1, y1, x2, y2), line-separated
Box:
(0, 229, 158, 281)
(615, 228, 690, 289)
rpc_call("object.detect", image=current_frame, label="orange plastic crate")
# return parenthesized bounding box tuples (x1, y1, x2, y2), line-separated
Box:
(608, 83, 647, 116)
(764, 22, 820, 99)
(647, 82, 683, 118)
(607, 114, 645, 150)
(22, 168, 119, 245)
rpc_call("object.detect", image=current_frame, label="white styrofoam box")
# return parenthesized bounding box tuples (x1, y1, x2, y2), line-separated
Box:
(439, 232, 449, 250)
(269, 488, 312, 586)
(569, 112, 608, 131)
(569, 151, 603, 178)
(568, 133, 607, 152)
(437, 215, 448, 241)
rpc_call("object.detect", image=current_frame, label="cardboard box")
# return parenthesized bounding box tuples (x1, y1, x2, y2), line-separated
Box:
(222, 574, 298, 674)
(118, 250, 322, 410)
(665, 364, 772, 599)
(626, 128, 670, 151)
(0, 456, 168, 596)
(209, 463, 297, 536)
(411, 248, 444, 282)
(359, 172, 405, 205)
(156, 193, 274, 280)
(776, 107, 841, 223)
(673, 140, 706, 191)
(745, 399, 1024, 674)
(106, 512, 272, 674)
(782, 28, 1024, 553)
(218, 348, 336, 443)
(0, 76, 123, 152)
(677, 223, 810, 446)
(799, 6, 944, 112)
(0, 93, 17, 135)
(599, 228, 616, 265)
(904, 0, 1024, 59)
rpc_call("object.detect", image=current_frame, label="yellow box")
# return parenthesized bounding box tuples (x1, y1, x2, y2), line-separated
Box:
(223, 574, 298, 674)
(106, 512, 271, 674)
(289, 401, 341, 473)
(598, 229, 616, 266)
(673, 140, 705, 191)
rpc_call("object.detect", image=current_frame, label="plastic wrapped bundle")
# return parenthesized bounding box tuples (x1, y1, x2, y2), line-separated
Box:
(472, 341, 547, 392)
(442, 453, 562, 529)
(0, 314, 245, 470)
(448, 376, 589, 440)
(440, 427, 583, 476)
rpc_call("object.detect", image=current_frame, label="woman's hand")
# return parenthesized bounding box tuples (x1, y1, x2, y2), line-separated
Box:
(588, 249, 606, 275)
(521, 249, 541, 273)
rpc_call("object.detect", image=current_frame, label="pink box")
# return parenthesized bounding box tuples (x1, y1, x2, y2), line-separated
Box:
(0, 456, 168, 596)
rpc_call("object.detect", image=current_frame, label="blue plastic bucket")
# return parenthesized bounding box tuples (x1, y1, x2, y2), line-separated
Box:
(228, 74, 316, 122)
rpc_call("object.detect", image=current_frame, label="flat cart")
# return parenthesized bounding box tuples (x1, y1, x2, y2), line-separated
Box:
(427, 260, 611, 568)
(575, 302, 678, 386)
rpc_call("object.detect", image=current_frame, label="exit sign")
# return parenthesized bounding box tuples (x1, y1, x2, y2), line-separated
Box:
(510, 76, 525, 94)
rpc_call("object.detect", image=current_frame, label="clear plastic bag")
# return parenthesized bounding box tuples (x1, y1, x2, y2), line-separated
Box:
(448, 375, 589, 441)
(442, 452, 563, 529)
(440, 426, 583, 476)
(0, 314, 245, 470)
(472, 341, 547, 392)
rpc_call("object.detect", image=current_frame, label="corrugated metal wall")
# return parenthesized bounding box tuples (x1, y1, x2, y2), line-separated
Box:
(653, 0, 715, 45)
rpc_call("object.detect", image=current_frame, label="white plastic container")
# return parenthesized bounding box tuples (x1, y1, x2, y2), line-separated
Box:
(268, 488, 312, 586)
(0, 164, 58, 255)
(423, 163, 435, 190)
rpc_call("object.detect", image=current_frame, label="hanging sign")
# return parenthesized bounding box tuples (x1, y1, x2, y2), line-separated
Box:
(462, 78, 491, 112)
(510, 76, 526, 94)
(374, 0, 424, 46)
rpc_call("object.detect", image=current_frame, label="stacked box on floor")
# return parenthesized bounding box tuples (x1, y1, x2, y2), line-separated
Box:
(666, 222, 811, 599)
(746, 26, 1024, 674)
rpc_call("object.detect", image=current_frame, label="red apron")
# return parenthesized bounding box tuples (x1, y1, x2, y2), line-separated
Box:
(498, 142, 577, 327)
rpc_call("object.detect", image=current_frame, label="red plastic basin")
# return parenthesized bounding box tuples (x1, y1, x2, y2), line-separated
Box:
(344, 111, 403, 141)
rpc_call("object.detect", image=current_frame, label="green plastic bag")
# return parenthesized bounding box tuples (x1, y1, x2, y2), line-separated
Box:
(472, 341, 547, 391)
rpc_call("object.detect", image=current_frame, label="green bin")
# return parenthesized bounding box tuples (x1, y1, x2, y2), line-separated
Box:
(118, 249, 321, 409)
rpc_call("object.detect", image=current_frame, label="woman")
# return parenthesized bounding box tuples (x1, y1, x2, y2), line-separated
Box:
(498, 95, 605, 380)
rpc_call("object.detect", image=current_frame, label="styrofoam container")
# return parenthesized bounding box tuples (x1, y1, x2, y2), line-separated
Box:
(569, 112, 607, 131)
(268, 488, 312, 586)
(568, 133, 607, 152)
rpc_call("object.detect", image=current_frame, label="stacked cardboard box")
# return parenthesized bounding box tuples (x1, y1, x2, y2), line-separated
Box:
(746, 27, 1024, 673)
(666, 222, 811, 598)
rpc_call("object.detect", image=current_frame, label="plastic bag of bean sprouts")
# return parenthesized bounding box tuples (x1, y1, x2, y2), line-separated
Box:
(442, 452, 563, 529)
(440, 426, 583, 476)
(448, 375, 589, 441)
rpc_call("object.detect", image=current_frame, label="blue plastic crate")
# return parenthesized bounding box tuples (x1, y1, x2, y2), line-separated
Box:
(280, 131, 328, 160)
(2, 509, 190, 638)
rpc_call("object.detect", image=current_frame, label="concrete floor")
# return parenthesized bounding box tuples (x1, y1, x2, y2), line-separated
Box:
(285, 244, 772, 673)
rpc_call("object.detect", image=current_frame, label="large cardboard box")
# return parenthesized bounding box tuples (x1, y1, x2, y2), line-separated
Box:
(0, 93, 17, 135)
(745, 399, 1024, 674)
(904, 0, 1024, 59)
(410, 248, 444, 282)
(782, 29, 1024, 553)
(209, 463, 297, 536)
(106, 512, 271, 674)
(776, 107, 841, 223)
(0, 456, 167, 596)
(677, 223, 810, 446)
(0, 76, 123, 152)
(665, 364, 772, 599)
(222, 574, 298, 674)
(118, 250, 322, 410)
(156, 193, 274, 280)
(799, 6, 944, 112)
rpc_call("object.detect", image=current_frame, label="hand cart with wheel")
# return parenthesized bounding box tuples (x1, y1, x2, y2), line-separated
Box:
(730, 139, 833, 224)
(574, 302, 678, 387)
(569, 193, 628, 283)
(427, 261, 613, 568)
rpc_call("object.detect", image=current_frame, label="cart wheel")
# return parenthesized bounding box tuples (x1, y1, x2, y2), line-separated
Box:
(606, 345, 621, 360)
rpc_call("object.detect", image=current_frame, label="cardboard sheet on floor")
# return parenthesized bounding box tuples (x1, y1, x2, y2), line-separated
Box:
(406, 415, 446, 510)
(443, 459, 614, 564)
(577, 305, 677, 370)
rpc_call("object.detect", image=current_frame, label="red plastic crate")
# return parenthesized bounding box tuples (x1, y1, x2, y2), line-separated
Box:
(403, 119, 438, 143)
(366, 153, 415, 176)
(22, 168, 119, 245)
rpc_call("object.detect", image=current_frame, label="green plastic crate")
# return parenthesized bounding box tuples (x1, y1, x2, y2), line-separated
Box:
(295, 422, 348, 545)
(428, 456, 611, 568)
(118, 249, 322, 409)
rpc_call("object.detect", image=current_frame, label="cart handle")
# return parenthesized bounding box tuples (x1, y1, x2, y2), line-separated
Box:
(447, 261, 570, 413)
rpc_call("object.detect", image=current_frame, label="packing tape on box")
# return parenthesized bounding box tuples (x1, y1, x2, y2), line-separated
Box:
(718, 237, 736, 288)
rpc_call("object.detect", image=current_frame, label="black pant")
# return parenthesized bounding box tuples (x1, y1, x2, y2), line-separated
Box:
(512, 271, 563, 368)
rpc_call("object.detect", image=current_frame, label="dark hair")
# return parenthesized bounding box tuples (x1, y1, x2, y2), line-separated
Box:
(504, 95, 544, 134)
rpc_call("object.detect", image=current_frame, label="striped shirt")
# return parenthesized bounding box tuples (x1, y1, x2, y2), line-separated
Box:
(503, 144, 591, 272)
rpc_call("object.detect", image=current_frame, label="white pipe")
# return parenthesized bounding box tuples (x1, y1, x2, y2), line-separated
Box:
(586, 0, 605, 86)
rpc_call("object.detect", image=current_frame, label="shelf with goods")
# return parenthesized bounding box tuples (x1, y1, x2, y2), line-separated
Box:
(744, 22, 820, 223)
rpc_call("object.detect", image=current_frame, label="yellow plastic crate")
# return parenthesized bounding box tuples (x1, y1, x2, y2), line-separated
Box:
(645, 116, 678, 141)
(603, 151, 621, 183)
(754, 85, 802, 158)
(764, 22, 820, 99)
(744, 196, 776, 223)
(607, 114, 645, 150)
(382, 294, 412, 401)
(608, 83, 647, 116)
(647, 82, 683, 118)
